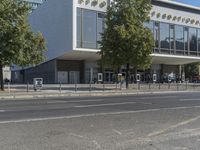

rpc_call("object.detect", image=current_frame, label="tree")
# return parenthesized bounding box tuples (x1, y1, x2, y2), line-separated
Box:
(185, 63, 200, 80)
(0, 0, 46, 90)
(99, 0, 154, 88)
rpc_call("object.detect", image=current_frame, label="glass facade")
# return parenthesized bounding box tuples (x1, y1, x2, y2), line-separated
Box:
(160, 23, 170, 49)
(76, 8, 105, 49)
(145, 21, 200, 56)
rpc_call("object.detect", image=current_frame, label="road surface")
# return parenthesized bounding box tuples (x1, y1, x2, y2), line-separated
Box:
(0, 92, 200, 149)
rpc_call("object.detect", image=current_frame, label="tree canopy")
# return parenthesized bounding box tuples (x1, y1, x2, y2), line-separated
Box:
(99, 0, 154, 88)
(0, 0, 46, 90)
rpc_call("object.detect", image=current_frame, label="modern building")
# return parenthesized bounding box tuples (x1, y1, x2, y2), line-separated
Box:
(12, 0, 200, 84)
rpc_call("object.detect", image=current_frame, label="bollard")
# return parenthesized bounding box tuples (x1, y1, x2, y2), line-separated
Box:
(89, 83, 92, 92)
(186, 82, 188, 90)
(8, 82, 10, 93)
(138, 82, 140, 90)
(177, 83, 179, 91)
(75, 83, 77, 92)
(27, 82, 29, 93)
(103, 83, 105, 91)
(59, 82, 62, 92)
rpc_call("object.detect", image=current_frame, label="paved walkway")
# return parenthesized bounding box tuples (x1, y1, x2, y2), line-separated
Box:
(0, 89, 198, 100)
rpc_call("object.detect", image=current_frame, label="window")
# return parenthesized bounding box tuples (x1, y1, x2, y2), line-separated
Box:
(76, 8, 105, 49)
(77, 8, 82, 48)
(144, 21, 154, 33)
(184, 27, 189, 51)
(198, 29, 200, 52)
(175, 25, 184, 50)
(160, 23, 170, 49)
(97, 13, 105, 48)
(189, 28, 197, 52)
(170, 25, 175, 50)
(154, 22, 159, 48)
(82, 9, 97, 49)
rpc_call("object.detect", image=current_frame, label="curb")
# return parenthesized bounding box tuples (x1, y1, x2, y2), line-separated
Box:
(0, 90, 197, 100)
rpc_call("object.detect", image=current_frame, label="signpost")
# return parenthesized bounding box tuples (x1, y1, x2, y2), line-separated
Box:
(33, 78, 43, 91)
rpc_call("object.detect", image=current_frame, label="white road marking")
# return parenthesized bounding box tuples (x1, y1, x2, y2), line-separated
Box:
(112, 129, 122, 135)
(46, 99, 105, 104)
(138, 96, 178, 99)
(174, 147, 189, 150)
(74, 102, 137, 108)
(0, 105, 199, 124)
(148, 115, 200, 137)
(69, 133, 86, 139)
(0, 110, 5, 113)
(180, 99, 200, 102)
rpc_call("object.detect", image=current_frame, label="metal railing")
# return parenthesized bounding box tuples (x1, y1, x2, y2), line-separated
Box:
(2, 82, 200, 93)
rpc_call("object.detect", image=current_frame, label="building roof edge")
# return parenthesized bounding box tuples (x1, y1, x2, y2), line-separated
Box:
(155, 0, 200, 11)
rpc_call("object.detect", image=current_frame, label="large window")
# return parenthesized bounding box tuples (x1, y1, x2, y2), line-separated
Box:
(184, 27, 189, 51)
(76, 8, 105, 49)
(189, 28, 197, 52)
(144, 21, 154, 32)
(77, 8, 82, 48)
(82, 9, 97, 48)
(198, 29, 200, 52)
(154, 22, 159, 48)
(146, 20, 200, 56)
(160, 23, 170, 49)
(170, 25, 175, 50)
(97, 13, 105, 48)
(175, 25, 184, 50)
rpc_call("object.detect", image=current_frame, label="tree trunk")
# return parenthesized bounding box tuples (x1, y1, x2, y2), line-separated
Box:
(0, 62, 4, 91)
(126, 63, 130, 89)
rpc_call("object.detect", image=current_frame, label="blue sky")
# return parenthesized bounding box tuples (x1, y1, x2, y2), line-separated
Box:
(174, 0, 200, 7)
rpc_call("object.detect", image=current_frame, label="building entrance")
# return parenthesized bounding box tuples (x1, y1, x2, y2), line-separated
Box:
(69, 71, 80, 84)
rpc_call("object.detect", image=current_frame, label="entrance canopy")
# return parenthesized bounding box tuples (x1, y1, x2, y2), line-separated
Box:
(151, 53, 200, 65)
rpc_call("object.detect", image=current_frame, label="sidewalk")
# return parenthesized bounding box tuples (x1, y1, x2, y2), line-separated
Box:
(0, 89, 197, 100)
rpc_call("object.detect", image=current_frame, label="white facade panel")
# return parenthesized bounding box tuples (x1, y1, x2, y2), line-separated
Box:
(151, 5, 200, 28)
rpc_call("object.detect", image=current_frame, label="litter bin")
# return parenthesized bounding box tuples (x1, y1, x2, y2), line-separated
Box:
(33, 78, 43, 91)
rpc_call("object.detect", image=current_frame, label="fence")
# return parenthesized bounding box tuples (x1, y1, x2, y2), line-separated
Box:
(2, 82, 200, 93)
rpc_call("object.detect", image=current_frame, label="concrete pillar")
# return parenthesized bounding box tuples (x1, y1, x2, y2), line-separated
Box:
(179, 65, 182, 82)
(90, 67, 93, 83)
(182, 65, 185, 82)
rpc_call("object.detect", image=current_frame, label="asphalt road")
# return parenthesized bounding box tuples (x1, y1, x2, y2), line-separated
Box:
(1, 92, 200, 149)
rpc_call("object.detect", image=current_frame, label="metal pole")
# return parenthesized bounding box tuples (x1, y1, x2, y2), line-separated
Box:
(59, 82, 62, 93)
(89, 83, 92, 92)
(186, 82, 187, 90)
(138, 82, 140, 90)
(177, 83, 179, 91)
(27, 82, 29, 93)
(75, 83, 77, 92)
(8, 82, 10, 93)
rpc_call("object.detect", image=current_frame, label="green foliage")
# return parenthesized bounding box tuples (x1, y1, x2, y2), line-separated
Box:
(0, 0, 46, 67)
(99, 0, 154, 70)
(0, 0, 46, 90)
(185, 63, 200, 79)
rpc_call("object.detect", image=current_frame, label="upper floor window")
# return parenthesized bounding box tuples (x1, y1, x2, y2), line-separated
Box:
(77, 8, 105, 49)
